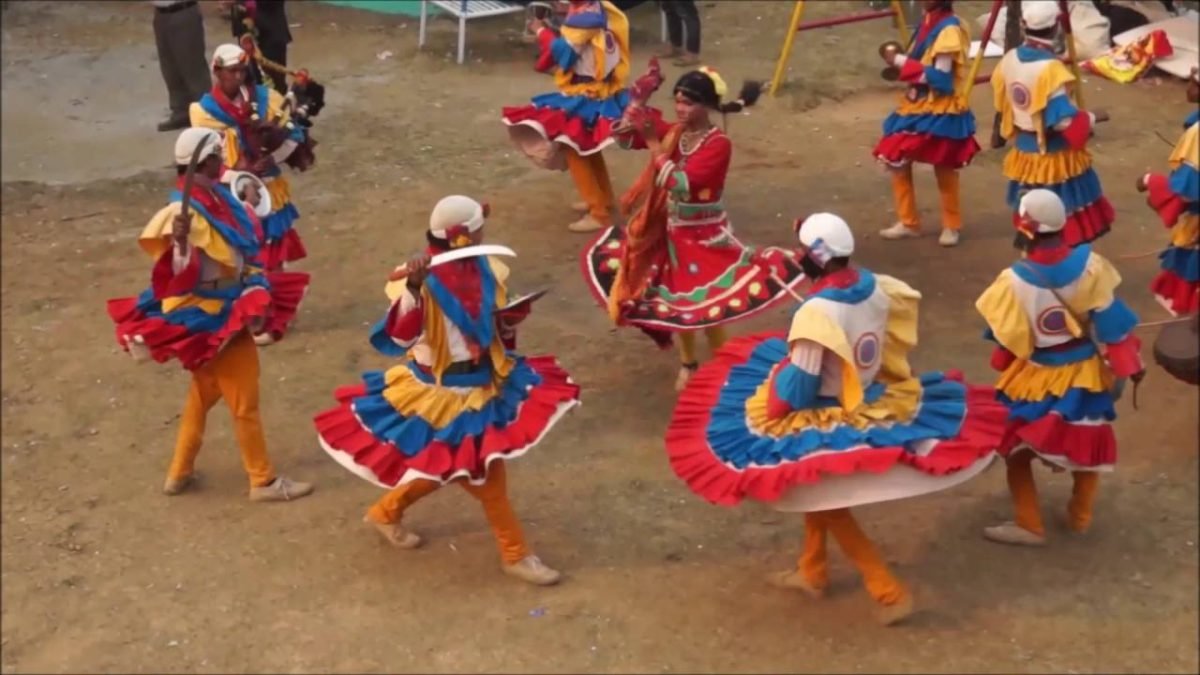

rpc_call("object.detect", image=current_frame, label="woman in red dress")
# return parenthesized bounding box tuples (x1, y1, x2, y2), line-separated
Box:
(581, 68, 805, 391)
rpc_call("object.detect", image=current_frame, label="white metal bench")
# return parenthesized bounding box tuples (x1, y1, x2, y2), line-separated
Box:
(419, 0, 527, 65)
(419, 0, 668, 65)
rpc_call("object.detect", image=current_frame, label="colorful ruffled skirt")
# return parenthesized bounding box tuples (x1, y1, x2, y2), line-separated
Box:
(873, 95, 981, 169)
(1151, 217, 1199, 316)
(581, 221, 805, 347)
(502, 90, 631, 171)
(314, 356, 581, 488)
(993, 350, 1119, 471)
(107, 281, 272, 371)
(665, 334, 1004, 511)
(260, 270, 310, 340)
(259, 175, 307, 270)
(1003, 135, 1114, 246)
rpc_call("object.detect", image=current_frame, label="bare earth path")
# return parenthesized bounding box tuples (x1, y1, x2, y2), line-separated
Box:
(2, 2, 1196, 672)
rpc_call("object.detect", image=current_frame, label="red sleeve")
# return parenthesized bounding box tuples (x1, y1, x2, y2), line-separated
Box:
(897, 58, 925, 84)
(664, 133, 731, 194)
(1059, 110, 1093, 151)
(1145, 172, 1188, 228)
(533, 27, 557, 73)
(385, 293, 424, 344)
(150, 248, 201, 299)
(990, 346, 1017, 372)
(1105, 334, 1144, 379)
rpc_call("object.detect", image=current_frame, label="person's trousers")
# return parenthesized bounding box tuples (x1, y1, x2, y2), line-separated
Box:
(660, 1, 700, 54)
(366, 462, 530, 565)
(167, 331, 277, 488)
(677, 326, 727, 365)
(889, 164, 962, 231)
(153, 2, 211, 121)
(1004, 449, 1100, 537)
(798, 508, 908, 606)
(565, 149, 615, 225)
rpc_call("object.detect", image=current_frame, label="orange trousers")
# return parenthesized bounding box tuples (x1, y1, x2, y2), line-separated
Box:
(797, 508, 908, 606)
(366, 462, 529, 565)
(565, 149, 614, 225)
(677, 326, 728, 365)
(890, 164, 962, 231)
(1005, 450, 1100, 536)
(167, 330, 276, 488)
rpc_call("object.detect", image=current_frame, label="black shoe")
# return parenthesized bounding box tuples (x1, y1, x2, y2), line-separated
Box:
(157, 117, 189, 132)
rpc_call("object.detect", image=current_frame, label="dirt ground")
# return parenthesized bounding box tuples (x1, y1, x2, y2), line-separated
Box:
(1, 1, 1197, 673)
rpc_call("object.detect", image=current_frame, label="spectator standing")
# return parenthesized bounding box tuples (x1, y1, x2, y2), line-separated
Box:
(226, 0, 292, 94)
(152, 0, 210, 132)
(658, 1, 700, 66)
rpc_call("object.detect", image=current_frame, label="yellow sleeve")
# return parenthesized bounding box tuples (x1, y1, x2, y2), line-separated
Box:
(1169, 123, 1200, 172)
(1072, 252, 1122, 313)
(975, 270, 1035, 359)
(488, 257, 511, 306)
(786, 302, 862, 411)
(875, 274, 921, 384)
(137, 203, 239, 268)
(265, 87, 293, 127)
(189, 103, 242, 168)
(927, 22, 967, 65)
(1032, 60, 1076, 115)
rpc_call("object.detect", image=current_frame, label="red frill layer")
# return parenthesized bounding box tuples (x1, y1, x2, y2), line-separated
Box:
(997, 414, 1117, 468)
(313, 356, 581, 487)
(261, 270, 311, 340)
(1151, 269, 1200, 316)
(106, 287, 272, 371)
(501, 106, 617, 156)
(664, 337, 1008, 507)
(260, 229, 308, 271)
(873, 133, 981, 169)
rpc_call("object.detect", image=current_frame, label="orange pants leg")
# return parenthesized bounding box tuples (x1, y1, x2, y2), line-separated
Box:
(933, 166, 962, 231)
(1005, 450, 1046, 536)
(565, 149, 613, 225)
(798, 512, 830, 591)
(459, 462, 531, 565)
(210, 331, 276, 488)
(366, 478, 442, 525)
(889, 164, 920, 230)
(167, 368, 222, 482)
(1067, 472, 1100, 532)
(822, 508, 908, 606)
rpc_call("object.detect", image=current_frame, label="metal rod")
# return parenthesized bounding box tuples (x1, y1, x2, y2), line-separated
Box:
(961, 0, 1004, 97)
(1058, 0, 1086, 108)
(794, 8, 895, 32)
(769, 1, 807, 97)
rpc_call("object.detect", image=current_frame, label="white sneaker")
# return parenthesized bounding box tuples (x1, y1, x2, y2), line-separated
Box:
(982, 521, 1046, 547)
(503, 555, 562, 586)
(366, 518, 423, 549)
(567, 215, 605, 233)
(248, 476, 314, 502)
(879, 222, 921, 240)
(253, 332, 277, 346)
(938, 229, 960, 247)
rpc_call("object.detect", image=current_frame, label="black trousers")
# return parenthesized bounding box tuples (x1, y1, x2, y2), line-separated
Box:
(661, 1, 700, 54)
(153, 2, 211, 119)
(257, 39, 288, 94)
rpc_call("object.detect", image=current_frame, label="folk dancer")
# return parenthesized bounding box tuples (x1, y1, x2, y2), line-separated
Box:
(191, 43, 311, 344)
(875, 0, 980, 247)
(990, 1, 1114, 246)
(975, 189, 1145, 546)
(1136, 66, 1199, 317)
(503, 0, 631, 233)
(314, 196, 581, 585)
(665, 213, 1005, 625)
(581, 68, 805, 392)
(106, 128, 314, 502)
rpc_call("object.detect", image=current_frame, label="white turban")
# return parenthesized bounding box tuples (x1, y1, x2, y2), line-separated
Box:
(429, 195, 488, 240)
(797, 212, 855, 266)
(1021, 1, 1060, 31)
(1018, 189, 1067, 233)
(173, 127, 223, 166)
(211, 43, 249, 70)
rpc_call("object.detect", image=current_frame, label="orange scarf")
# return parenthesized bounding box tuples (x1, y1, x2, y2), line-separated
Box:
(607, 124, 683, 323)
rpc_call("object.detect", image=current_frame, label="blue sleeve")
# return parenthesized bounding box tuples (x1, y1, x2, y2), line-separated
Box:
(287, 123, 307, 144)
(1042, 94, 1078, 130)
(550, 37, 579, 71)
(1090, 298, 1138, 344)
(773, 363, 822, 411)
(1169, 163, 1200, 205)
(368, 315, 408, 357)
(923, 65, 955, 95)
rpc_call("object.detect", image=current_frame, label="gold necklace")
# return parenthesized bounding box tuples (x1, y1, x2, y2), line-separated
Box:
(679, 126, 714, 156)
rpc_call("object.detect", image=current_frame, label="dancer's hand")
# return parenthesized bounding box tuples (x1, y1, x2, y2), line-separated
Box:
(171, 213, 190, 244)
(405, 253, 432, 291)
(1135, 173, 1150, 193)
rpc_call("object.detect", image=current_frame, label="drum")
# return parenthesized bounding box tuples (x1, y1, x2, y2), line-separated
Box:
(1153, 314, 1199, 386)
